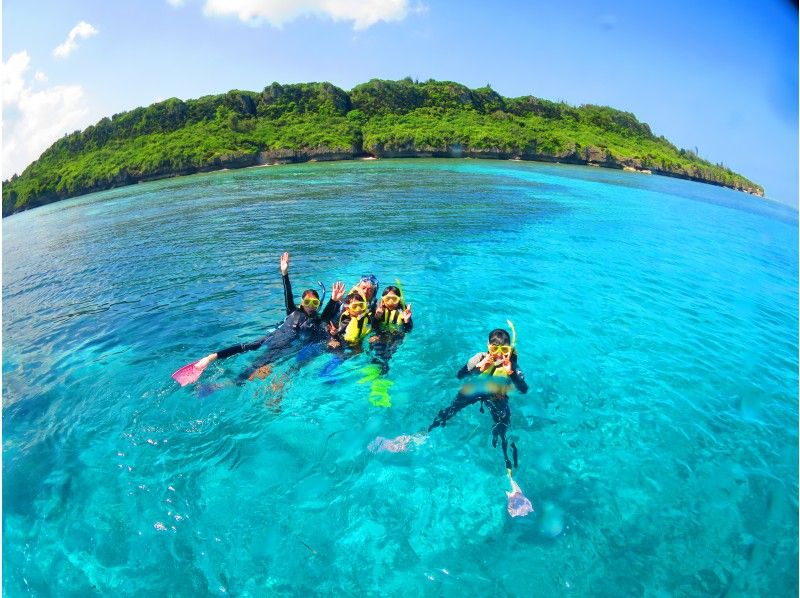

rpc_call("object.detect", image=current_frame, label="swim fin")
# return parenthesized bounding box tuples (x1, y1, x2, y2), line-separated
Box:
(172, 356, 211, 386)
(506, 473, 534, 517)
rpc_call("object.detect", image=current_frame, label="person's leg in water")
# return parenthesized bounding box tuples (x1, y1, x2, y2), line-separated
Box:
(358, 335, 404, 407)
(428, 391, 484, 431)
(369, 334, 404, 375)
(486, 397, 518, 472)
(236, 328, 306, 383)
(320, 342, 363, 381)
(260, 341, 324, 411)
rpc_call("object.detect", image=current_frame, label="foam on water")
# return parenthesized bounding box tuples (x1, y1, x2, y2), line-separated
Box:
(3, 159, 797, 595)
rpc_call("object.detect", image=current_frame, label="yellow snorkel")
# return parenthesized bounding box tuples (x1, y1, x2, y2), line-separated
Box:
(395, 278, 406, 308)
(506, 319, 517, 351)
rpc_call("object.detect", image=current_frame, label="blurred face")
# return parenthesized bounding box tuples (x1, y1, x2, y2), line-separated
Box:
(347, 298, 367, 316)
(301, 294, 320, 315)
(488, 343, 512, 359)
(382, 293, 401, 309)
(357, 281, 375, 300)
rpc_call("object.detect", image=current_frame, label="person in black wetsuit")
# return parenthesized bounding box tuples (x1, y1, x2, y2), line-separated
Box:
(327, 290, 373, 348)
(428, 328, 528, 474)
(368, 285, 413, 374)
(196, 252, 345, 381)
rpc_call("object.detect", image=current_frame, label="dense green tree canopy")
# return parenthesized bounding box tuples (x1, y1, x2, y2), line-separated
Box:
(2, 79, 763, 216)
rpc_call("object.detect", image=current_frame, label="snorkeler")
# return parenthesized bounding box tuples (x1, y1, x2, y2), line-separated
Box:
(235, 252, 344, 380)
(172, 252, 344, 386)
(427, 328, 528, 474)
(369, 285, 413, 374)
(341, 274, 379, 315)
(328, 290, 373, 350)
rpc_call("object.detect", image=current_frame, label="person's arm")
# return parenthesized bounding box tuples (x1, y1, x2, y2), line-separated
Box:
(280, 252, 297, 315)
(508, 356, 529, 393)
(321, 299, 338, 322)
(370, 306, 384, 330)
(321, 281, 345, 322)
(335, 313, 351, 336)
(282, 274, 297, 315)
(401, 303, 413, 333)
(456, 352, 485, 379)
(510, 368, 528, 393)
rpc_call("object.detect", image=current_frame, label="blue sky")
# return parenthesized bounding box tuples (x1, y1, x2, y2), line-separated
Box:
(3, 0, 798, 206)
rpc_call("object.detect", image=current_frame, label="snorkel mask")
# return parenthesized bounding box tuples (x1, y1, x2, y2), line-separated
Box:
(488, 320, 517, 361)
(348, 301, 367, 316)
(300, 295, 321, 310)
(381, 294, 402, 307)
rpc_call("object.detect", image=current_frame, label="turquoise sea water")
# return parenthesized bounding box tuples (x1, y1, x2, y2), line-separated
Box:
(3, 159, 797, 596)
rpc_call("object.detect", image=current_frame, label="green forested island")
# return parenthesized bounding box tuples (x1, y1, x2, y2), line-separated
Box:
(2, 79, 764, 216)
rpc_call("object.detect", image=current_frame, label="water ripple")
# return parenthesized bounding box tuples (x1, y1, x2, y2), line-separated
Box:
(3, 159, 797, 596)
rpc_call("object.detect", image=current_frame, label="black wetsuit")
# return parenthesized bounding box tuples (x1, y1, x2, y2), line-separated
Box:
(214, 273, 339, 380)
(369, 307, 413, 374)
(428, 352, 528, 471)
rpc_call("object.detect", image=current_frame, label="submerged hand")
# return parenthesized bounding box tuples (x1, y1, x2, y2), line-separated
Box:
(331, 281, 345, 302)
(327, 321, 338, 336)
(280, 252, 289, 275)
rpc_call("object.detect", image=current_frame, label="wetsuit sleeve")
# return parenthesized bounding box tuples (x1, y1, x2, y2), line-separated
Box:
(370, 309, 389, 330)
(331, 313, 349, 337)
(510, 357, 529, 393)
(215, 337, 267, 360)
(402, 317, 413, 333)
(282, 273, 297, 315)
(320, 299, 340, 323)
(456, 353, 485, 378)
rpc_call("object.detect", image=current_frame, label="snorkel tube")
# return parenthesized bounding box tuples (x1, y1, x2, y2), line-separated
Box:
(317, 280, 327, 306)
(394, 278, 406, 309)
(506, 319, 517, 348)
(506, 319, 518, 359)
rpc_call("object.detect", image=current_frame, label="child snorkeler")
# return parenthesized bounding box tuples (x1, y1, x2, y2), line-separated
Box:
(369, 285, 412, 374)
(427, 327, 528, 474)
(328, 290, 373, 350)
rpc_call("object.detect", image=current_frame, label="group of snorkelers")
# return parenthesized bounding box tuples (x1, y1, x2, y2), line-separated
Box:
(194, 252, 412, 380)
(182, 252, 528, 476)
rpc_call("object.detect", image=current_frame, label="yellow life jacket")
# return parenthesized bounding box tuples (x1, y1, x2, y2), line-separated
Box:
(481, 356, 513, 395)
(481, 360, 511, 378)
(380, 307, 405, 332)
(342, 312, 372, 343)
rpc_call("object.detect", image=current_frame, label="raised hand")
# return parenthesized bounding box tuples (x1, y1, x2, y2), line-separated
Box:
(331, 281, 345, 302)
(280, 252, 289, 276)
(501, 357, 514, 375)
(402, 303, 412, 323)
(478, 353, 496, 372)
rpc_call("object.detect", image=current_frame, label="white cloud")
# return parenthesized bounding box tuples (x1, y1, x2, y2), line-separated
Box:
(53, 21, 99, 59)
(34, 71, 48, 83)
(2, 51, 92, 178)
(203, 0, 410, 30)
(2, 52, 31, 106)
